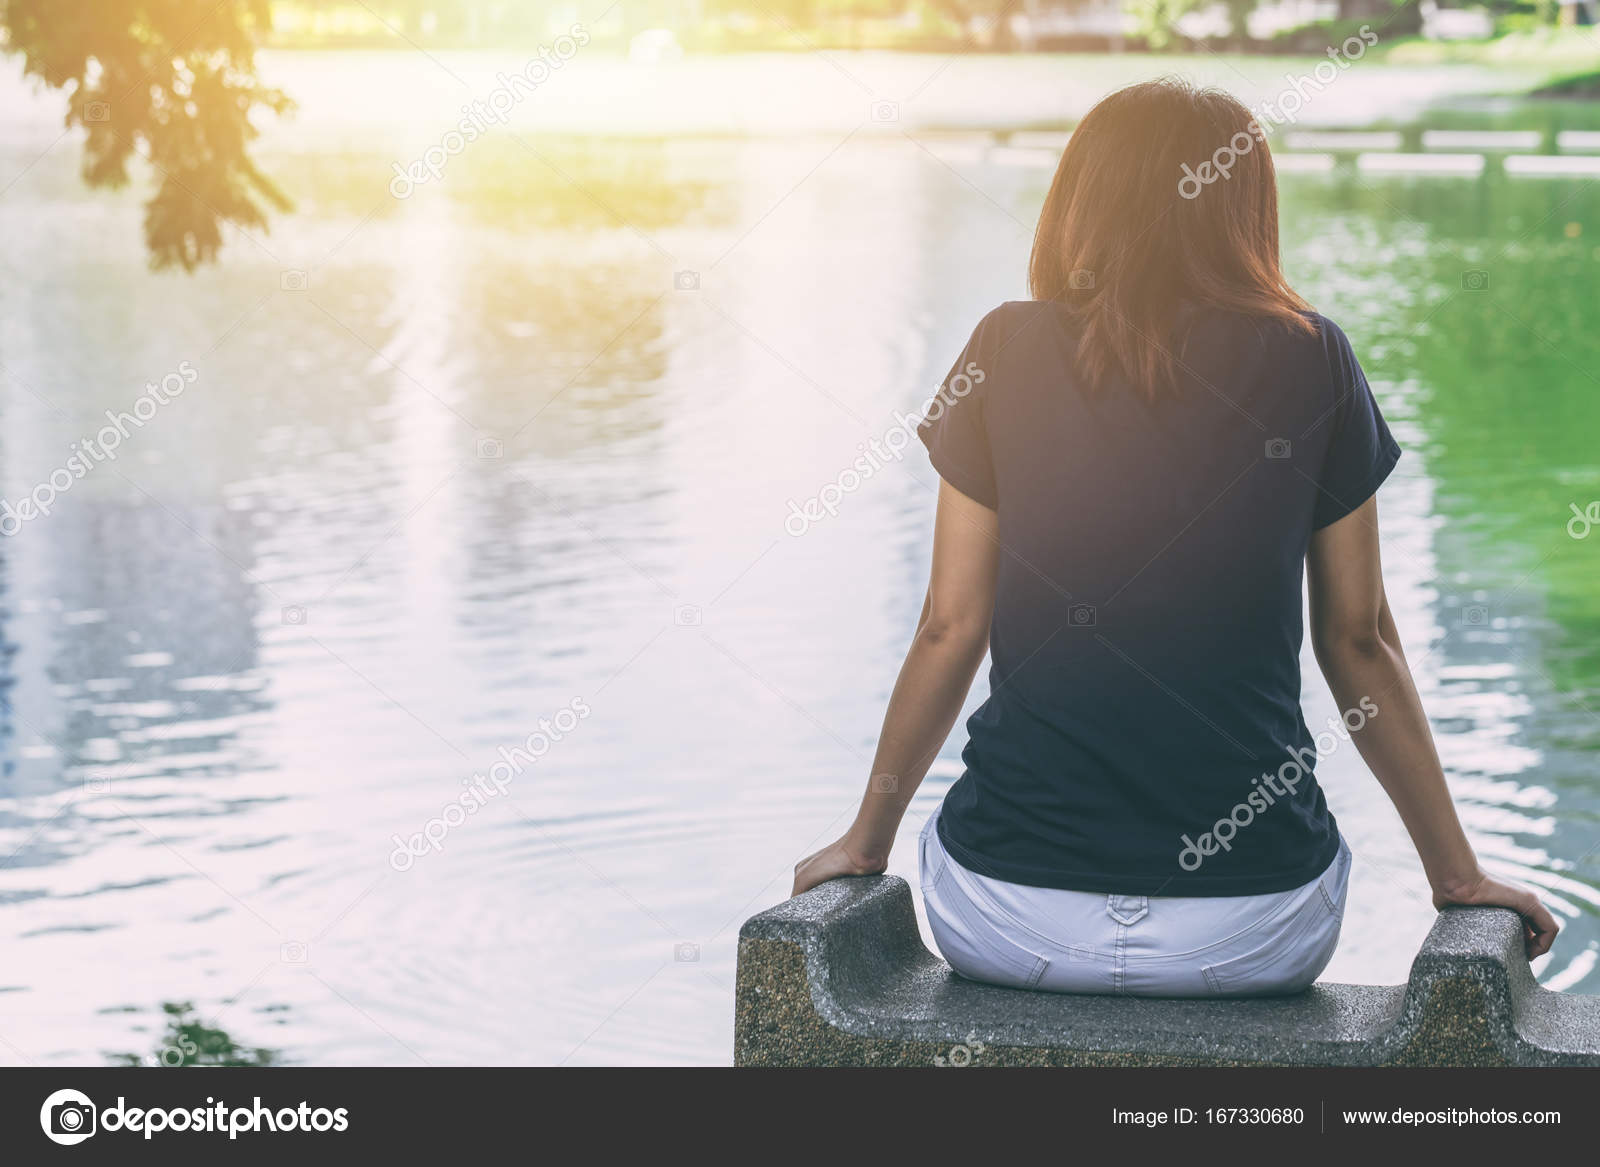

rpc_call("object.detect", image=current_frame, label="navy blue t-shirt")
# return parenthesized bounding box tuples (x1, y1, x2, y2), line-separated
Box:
(919, 301, 1400, 896)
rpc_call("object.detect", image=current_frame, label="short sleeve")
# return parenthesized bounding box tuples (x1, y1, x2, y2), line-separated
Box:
(918, 312, 998, 509)
(1311, 318, 1401, 528)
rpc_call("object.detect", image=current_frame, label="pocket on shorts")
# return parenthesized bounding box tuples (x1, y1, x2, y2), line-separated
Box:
(1200, 878, 1345, 997)
(1317, 835, 1353, 919)
(925, 860, 1051, 990)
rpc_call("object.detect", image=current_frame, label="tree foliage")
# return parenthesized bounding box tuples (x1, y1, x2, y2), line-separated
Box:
(1123, 0, 1203, 48)
(0, 0, 292, 270)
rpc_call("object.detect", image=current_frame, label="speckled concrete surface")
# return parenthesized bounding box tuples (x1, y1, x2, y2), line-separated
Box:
(734, 876, 1600, 1067)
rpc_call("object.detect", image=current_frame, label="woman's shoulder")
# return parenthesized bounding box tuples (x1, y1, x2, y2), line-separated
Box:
(1301, 310, 1355, 356)
(1188, 303, 1346, 354)
(1271, 309, 1362, 380)
(983, 299, 1066, 329)
(963, 299, 1072, 354)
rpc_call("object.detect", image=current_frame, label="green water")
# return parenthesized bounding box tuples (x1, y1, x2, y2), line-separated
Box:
(0, 53, 1595, 1065)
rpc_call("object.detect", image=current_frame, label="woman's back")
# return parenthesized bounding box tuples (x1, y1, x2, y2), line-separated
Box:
(923, 301, 1398, 895)
(792, 79, 1557, 997)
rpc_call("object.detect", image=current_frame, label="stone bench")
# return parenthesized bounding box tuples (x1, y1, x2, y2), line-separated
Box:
(735, 875, 1600, 1066)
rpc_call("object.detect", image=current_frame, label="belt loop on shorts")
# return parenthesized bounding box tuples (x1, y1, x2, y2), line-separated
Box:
(1105, 895, 1149, 927)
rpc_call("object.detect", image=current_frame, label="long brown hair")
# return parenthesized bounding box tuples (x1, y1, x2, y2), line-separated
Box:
(1028, 79, 1313, 396)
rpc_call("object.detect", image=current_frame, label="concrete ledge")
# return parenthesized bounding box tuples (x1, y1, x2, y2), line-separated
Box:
(735, 875, 1600, 1066)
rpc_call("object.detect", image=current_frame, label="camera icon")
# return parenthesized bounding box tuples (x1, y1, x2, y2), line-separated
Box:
(1068, 603, 1097, 627)
(872, 773, 899, 794)
(674, 942, 700, 963)
(476, 436, 503, 460)
(282, 605, 308, 626)
(1461, 270, 1490, 291)
(871, 100, 900, 123)
(45, 1094, 96, 1144)
(280, 269, 308, 292)
(674, 604, 702, 627)
(1265, 438, 1292, 460)
(674, 270, 700, 291)
(83, 102, 110, 124)
(280, 940, 309, 963)
(1461, 605, 1490, 627)
(1068, 269, 1095, 291)
(83, 774, 111, 795)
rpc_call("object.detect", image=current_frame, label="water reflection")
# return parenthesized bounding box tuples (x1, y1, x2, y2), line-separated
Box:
(1281, 167, 1600, 946)
(107, 1002, 280, 1068)
(0, 62, 1596, 1065)
(0, 554, 16, 780)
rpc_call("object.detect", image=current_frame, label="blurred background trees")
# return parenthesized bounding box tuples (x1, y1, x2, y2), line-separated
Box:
(0, 0, 1580, 270)
(0, 1, 291, 269)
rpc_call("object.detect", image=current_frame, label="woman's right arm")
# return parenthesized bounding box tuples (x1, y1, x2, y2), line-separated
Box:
(1307, 496, 1560, 958)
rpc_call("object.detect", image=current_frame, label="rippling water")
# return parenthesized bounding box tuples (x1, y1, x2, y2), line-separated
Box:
(0, 52, 1597, 1065)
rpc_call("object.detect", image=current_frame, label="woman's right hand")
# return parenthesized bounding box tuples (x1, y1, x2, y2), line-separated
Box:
(1432, 872, 1560, 959)
(791, 836, 887, 898)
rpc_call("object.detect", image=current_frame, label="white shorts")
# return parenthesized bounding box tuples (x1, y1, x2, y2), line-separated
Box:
(918, 806, 1350, 997)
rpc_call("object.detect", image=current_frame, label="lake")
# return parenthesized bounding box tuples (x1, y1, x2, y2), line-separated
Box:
(0, 50, 1596, 1065)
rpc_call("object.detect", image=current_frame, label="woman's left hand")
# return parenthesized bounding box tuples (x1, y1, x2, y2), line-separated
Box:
(791, 837, 886, 897)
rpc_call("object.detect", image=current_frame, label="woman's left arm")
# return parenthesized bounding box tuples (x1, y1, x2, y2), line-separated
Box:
(791, 479, 1000, 896)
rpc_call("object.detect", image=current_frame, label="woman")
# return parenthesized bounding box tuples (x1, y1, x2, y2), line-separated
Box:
(790, 80, 1559, 997)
